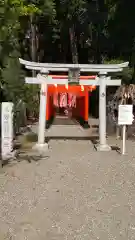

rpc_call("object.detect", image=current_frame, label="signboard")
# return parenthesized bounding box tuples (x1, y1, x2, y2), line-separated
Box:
(118, 105, 133, 125)
(1, 102, 13, 160)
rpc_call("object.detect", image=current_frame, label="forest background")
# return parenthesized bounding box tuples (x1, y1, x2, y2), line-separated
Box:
(0, 0, 134, 121)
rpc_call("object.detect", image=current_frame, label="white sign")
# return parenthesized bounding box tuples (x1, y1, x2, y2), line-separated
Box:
(1, 102, 14, 160)
(118, 105, 133, 125)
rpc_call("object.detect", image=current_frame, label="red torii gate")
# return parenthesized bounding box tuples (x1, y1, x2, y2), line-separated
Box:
(46, 75, 96, 128)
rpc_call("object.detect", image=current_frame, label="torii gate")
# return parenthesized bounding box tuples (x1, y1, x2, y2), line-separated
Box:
(19, 58, 129, 151)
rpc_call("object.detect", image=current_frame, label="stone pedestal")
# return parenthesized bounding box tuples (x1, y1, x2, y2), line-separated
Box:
(95, 144, 111, 152)
(32, 143, 48, 153)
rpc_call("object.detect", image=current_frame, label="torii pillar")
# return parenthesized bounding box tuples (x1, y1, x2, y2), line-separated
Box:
(96, 72, 111, 151)
(33, 69, 49, 152)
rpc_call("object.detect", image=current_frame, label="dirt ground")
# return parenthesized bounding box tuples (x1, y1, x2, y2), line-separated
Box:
(0, 134, 135, 239)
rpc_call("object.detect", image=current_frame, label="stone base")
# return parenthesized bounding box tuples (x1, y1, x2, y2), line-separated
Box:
(46, 116, 54, 129)
(77, 117, 90, 129)
(32, 143, 49, 153)
(95, 144, 111, 152)
(2, 150, 18, 161)
(83, 121, 90, 129)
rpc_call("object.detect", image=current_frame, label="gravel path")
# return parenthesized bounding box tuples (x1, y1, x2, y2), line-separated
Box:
(0, 138, 135, 239)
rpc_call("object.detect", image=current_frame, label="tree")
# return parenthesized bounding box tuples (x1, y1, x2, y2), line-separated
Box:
(0, 0, 56, 118)
(56, 0, 88, 63)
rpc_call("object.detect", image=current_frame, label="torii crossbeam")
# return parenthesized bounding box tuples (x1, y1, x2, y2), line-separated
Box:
(19, 58, 129, 152)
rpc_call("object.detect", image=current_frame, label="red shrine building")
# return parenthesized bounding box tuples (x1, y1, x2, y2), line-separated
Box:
(45, 74, 96, 129)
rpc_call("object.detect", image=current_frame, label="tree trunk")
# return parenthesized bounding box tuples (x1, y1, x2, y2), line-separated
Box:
(69, 25, 78, 64)
(30, 15, 36, 77)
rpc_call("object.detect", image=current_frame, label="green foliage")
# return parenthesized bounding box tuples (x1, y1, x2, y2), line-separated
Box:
(122, 68, 133, 84)
(104, 59, 133, 84)
(0, 0, 56, 119)
(1, 0, 135, 126)
(60, 0, 87, 21)
(1, 51, 25, 103)
(24, 85, 40, 117)
(104, 59, 123, 64)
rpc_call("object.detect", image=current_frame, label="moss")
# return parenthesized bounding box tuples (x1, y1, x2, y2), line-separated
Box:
(24, 133, 38, 143)
(15, 132, 38, 151)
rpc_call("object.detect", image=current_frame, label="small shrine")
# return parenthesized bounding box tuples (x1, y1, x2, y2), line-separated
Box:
(19, 58, 128, 152)
(46, 75, 96, 128)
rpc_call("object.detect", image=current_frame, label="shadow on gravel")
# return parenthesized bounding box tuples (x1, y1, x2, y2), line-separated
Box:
(111, 145, 121, 152)
(0, 152, 49, 167)
(91, 139, 121, 153)
(46, 136, 99, 142)
(17, 154, 50, 163)
(91, 124, 99, 129)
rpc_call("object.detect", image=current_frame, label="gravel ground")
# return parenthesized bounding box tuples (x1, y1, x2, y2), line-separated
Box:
(0, 137, 135, 239)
